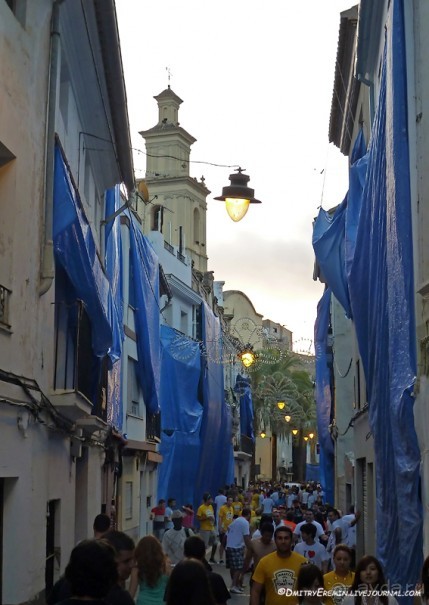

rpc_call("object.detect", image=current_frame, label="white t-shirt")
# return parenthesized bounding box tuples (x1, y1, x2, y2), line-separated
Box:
(226, 516, 250, 549)
(262, 497, 275, 514)
(341, 514, 356, 547)
(294, 520, 325, 541)
(214, 494, 227, 526)
(294, 540, 329, 570)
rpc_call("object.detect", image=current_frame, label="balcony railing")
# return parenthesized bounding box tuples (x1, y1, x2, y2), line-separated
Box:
(54, 300, 107, 418)
(146, 410, 161, 442)
(234, 433, 254, 455)
(0, 283, 11, 328)
(164, 240, 174, 254)
(176, 250, 186, 264)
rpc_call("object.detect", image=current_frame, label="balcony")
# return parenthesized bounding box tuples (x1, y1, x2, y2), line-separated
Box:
(233, 434, 254, 459)
(52, 300, 107, 422)
(146, 410, 161, 443)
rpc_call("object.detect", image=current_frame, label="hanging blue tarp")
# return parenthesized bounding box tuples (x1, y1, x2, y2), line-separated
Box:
(128, 215, 161, 415)
(194, 303, 234, 508)
(349, 0, 422, 589)
(313, 198, 351, 318)
(105, 186, 124, 429)
(306, 463, 320, 483)
(235, 374, 254, 440)
(53, 144, 122, 361)
(313, 130, 369, 319)
(314, 288, 334, 506)
(158, 325, 202, 506)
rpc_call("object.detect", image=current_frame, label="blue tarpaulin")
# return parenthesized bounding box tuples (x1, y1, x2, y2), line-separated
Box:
(158, 325, 202, 506)
(313, 198, 351, 318)
(194, 303, 234, 507)
(235, 374, 254, 440)
(349, 0, 422, 588)
(314, 288, 334, 506)
(105, 186, 124, 429)
(306, 463, 320, 483)
(53, 144, 122, 361)
(128, 216, 161, 415)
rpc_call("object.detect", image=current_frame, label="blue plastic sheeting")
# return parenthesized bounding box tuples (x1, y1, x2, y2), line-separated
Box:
(105, 186, 124, 429)
(128, 215, 161, 414)
(194, 303, 234, 506)
(158, 325, 202, 506)
(53, 145, 122, 360)
(235, 374, 254, 440)
(305, 464, 320, 483)
(349, 0, 422, 588)
(314, 288, 334, 506)
(345, 130, 368, 281)
(313, 198, 351, 318)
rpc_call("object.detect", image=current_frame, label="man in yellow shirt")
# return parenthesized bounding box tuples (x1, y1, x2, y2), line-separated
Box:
(218, 496, 235, 564)
(196, 492, 218, 563)
(251, 526, 307, 605)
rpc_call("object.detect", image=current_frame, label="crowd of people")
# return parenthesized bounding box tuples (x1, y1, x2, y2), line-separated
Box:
(47, 481, 428, 605)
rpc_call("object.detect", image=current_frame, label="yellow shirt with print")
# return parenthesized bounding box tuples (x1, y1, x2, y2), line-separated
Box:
(232, 501, 243, 516)
(197, 503, 215, 531)
(252, 550, 307, 605)
(323, 570, 354, 605)
(218, 504, 234, 532)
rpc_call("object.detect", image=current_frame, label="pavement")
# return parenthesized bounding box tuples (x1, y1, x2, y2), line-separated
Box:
(207, 556, 251, 603)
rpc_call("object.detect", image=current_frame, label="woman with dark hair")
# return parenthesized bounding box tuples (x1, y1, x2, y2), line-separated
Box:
(130, 535, 169, 605)
(296, 564, 325, 605)
(324, 544, 355, 605)
(165, 559, 216, 605)
(343, 555, 398, 605)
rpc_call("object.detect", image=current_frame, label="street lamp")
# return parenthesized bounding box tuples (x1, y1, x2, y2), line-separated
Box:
(309, 432, 315, 439)
(260, 431, 266, 439)
(277, 401, 285, 410)
(238, 345, 257, 368)
(304, 436, 309, 442)
(214, 168, 262, 222)
(284, 415, 291, 423)
(292, 429, 298, 436)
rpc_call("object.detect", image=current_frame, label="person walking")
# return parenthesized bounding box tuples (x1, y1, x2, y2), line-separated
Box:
(162, 510, 194, 565)
(251, 525, 308, 605)
(197, 492, 218, 563)
(184, 536, 231, 605)
(342, 555, 398, 605)
(131, 535, 170, 605)
(225, 507, 252, 594)
(323, 544, 355, 605)
(165, 559, 216, 605)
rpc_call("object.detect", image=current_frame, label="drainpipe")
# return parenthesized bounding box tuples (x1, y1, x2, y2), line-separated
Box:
(39, 0, 64, 295)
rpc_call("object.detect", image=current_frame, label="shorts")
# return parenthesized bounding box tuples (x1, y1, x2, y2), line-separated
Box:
(226, 546, 245, 570)
(199, 529, 218, 548)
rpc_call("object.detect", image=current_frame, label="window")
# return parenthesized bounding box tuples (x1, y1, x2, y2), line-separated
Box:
(127, 357, 141, 416)
(193, 208, 200, 243)
(151, 205, 164, 232)
(0, 284, 11, 328)
(125, 482, 133, 520)
(180, 310, 188, 335)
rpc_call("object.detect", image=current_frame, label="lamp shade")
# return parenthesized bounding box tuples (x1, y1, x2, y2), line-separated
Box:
(277, 401, 285, 410)
(214, 168, 261, 222)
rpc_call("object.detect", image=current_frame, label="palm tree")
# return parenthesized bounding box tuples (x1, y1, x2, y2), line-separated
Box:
(249, 349, 316, 481)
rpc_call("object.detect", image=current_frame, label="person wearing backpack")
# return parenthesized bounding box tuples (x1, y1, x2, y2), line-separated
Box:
(162, 510, 194, 565)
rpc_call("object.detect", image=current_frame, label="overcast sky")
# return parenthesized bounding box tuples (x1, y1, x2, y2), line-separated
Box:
(115, 0, 354, 353)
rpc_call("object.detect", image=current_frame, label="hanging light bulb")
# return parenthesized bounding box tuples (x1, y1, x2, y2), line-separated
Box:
(304, 436, 309, 441)
(214, 168, 262, 222)
(292, 429, 298, 436)
(260, 431, 266, 439)
(309, 432, 315, 439)
(284, 415, 291, 423)
(277, 401, 285, 410)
